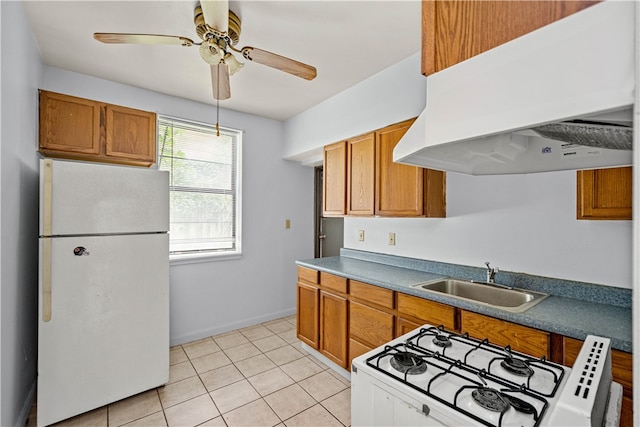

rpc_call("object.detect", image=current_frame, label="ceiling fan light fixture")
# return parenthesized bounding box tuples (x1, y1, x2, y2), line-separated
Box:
(199, 43, 222, 65)
(224, 53, 244, 75)
(95, 0, 316, 104)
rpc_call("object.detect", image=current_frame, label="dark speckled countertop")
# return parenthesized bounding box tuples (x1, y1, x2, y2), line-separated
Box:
(296, 249, 632, 353)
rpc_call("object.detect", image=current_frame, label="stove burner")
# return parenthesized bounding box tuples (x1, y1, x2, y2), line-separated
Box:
(472, 387, 509, 413)
(502, 394, 536, 415)
(432, 334, 452, 348)
(389, 351, 427, 375)
(501, 357, 534, 377)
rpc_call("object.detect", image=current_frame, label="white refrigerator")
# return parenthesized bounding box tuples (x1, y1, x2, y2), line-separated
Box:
(37, 159, 170, 426)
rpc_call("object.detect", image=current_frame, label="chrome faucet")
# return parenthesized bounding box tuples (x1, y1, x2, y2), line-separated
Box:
(485, 262, 498, 284)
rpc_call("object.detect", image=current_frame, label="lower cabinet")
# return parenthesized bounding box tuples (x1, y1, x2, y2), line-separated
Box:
(296, 281, 319, 349)
(296, 265, 633, 425)
(349, 301, 394, 365)
(319, 290, 349, 368)
(460, 310, 550, 359)
(396, 293, 457, 336)
(563, 336, 633, 427)
(349, 280, 396, 367)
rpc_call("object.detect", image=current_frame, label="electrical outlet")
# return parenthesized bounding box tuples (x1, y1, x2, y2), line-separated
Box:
(388, 232, 396, 246)
(285, 219, 291, 229)
(358, 230, 365, 241)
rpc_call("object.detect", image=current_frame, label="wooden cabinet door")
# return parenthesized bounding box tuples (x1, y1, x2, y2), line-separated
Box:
(323, 141, 347, 216)
(347, 133, 375, 215)
(349, 338, 372, 367)
(39, 90, 101, 156)
(375, 119, 424, 216)
(319, 290, 349, 368)
(577, 167, 632, 220)
(396, 317, 423, 338)
(461, 311, 549, 358)
(105, 105, 156, 164)
(39, 90, 157, 167)
(349, 301, 394, 368)
(350, 301, 394, 349)
(422, 1, 600, 76)
(396, 293, 456, 330)
(296, 282, 319, 349)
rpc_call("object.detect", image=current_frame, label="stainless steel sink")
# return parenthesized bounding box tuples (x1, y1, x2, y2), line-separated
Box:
(412, 279, 548, 313)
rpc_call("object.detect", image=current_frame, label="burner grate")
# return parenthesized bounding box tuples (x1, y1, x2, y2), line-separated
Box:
(364, 327, 555, 427)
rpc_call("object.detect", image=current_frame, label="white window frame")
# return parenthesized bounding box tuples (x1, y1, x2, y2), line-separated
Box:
(157, 115, 242, 264)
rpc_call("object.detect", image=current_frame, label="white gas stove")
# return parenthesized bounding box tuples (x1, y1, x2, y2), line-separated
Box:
(351, 325, 623, 427)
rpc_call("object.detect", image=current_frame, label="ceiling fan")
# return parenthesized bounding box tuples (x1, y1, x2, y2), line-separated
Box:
(93, 0, 317, 100)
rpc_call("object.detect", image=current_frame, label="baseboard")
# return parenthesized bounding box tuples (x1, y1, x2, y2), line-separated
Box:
(301, 343, 352, 382)
(170, 307, 296, 346)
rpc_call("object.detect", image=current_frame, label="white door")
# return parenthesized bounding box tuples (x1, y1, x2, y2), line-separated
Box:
(37, 233, 169, 427)
(40, 159, 169, 236)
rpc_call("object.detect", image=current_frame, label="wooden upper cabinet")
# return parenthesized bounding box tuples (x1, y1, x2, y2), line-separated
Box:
(322, 119, 446, 218)
(323, 141, 347, 216)
(39, 91, 101, 156)
(39, 90, 156, 167)
(422, 1, 600, 76)
(375, 119, 446, 217)
(577, 167, 632, 220)
(105, 104, 156, 163)
(347, 133, 376, 215)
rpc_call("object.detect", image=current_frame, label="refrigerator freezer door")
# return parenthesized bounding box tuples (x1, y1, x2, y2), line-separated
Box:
(37, 233, 169, 427)
(39, 159, 169, 236)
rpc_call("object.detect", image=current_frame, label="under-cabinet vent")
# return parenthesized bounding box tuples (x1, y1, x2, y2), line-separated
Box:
(548, 335, 612, 426)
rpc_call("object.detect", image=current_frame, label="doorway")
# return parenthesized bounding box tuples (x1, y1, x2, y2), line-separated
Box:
(314, 166, 344, 258)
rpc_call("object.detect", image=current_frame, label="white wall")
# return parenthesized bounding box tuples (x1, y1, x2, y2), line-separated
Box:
(43, 68, 315, 345)
(284, 52, 633, 290)
(283, 53, 425, 164)
(1, 2, 43, 425)
(345, 171, 632, 288)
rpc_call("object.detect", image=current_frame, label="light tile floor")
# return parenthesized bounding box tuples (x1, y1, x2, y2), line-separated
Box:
(27, 316, 351, 427)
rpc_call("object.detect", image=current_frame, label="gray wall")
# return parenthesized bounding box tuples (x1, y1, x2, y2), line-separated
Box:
(1, 2, 43, 425)
(42, 67, 315, 345)
(1, 3, 314, 424)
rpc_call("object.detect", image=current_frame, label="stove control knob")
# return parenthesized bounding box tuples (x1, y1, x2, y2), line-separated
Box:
(421, 404, 430, 416)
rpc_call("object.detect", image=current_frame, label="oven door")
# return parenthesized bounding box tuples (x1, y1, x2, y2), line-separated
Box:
(352, 362, 462, 427)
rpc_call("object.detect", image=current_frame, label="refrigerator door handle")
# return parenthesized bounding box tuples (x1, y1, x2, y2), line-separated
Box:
(42, 238, 52, 322)
(43, 159, 53, 237)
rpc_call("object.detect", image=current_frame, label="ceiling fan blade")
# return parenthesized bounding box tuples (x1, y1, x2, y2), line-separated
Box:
(241, 47, 317, 80)
(211, 62, 231, 100)
(94, 33, 194, 46)
(200, 0, 229, 33)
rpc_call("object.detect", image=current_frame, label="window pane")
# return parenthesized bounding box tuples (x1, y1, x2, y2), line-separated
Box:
(157, 116, 241, 256)
(169, 191, 235, 252)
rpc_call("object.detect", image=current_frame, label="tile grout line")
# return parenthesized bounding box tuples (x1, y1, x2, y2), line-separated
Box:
(36, 316, 350, 427)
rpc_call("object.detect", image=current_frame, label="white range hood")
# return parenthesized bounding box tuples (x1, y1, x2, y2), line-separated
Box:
(393, 1, 636, 175)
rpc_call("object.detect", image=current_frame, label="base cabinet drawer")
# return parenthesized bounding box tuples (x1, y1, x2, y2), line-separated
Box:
(350, 280, 394, 309)
(397, 293, 456, 330)
(461, 311, 549, 358)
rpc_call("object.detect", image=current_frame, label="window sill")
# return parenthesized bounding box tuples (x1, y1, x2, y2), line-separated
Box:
(170, 251, 242, 266)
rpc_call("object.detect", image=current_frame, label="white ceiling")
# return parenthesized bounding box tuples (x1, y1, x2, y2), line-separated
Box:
(23, 1, 421, 121)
